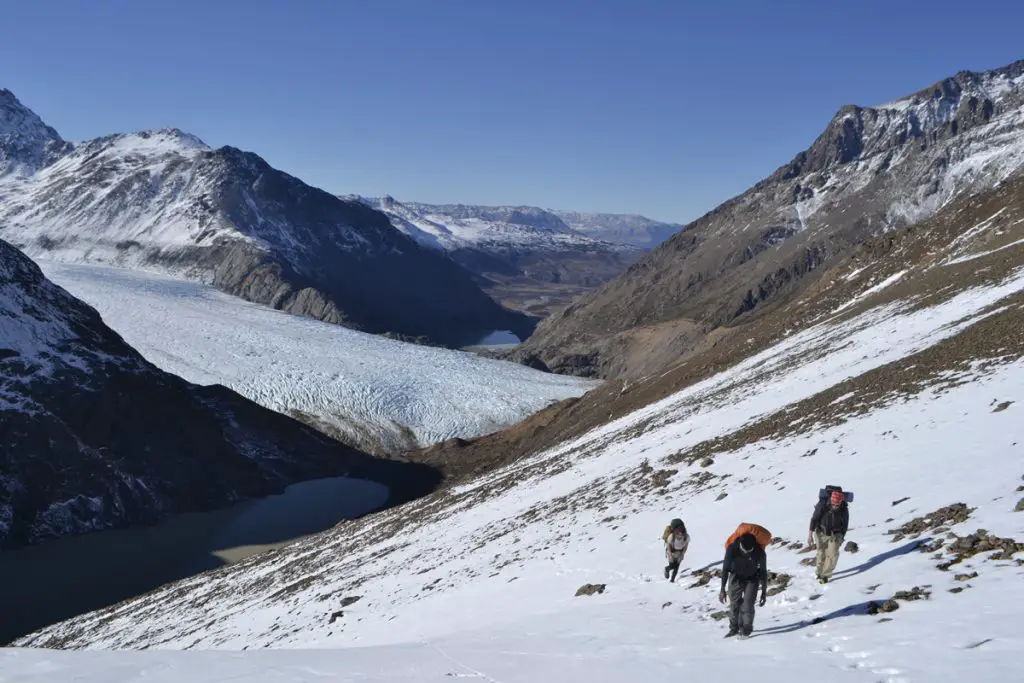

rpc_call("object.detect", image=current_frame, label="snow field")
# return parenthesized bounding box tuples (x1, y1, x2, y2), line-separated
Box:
(38, 261, 596, 454)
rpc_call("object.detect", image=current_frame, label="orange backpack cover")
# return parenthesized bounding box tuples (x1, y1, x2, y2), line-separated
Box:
(725, 523, 772, 551)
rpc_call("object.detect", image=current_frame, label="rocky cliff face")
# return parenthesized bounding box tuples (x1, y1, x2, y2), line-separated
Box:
(517, 60, 1024, 378)
(0, 93, 531, 346)
(0, 238, 440, 550)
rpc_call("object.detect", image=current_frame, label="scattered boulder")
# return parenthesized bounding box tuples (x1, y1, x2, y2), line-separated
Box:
(954, 571, 978, 582)
(878, 617, 893, 623)
(800, 557, 816, 566)
(662, 601, 673, 609)
(766, 572, 792, 597)
(710, 611, 729, 621)
(844, 541, 860, 553)
(339, 596, 362, 608)
(867, 600, 900, 615)
(575, 583, 606, 597)
(715, 493, 728, 501)
(888, 503, 974, 541)
(949, 587, 966, 594)
(891, 497, 910, 506)
(688, 569, 721, 589)
(992, 401, 1013, 413)
(1015, 498, 1024, 512)
(700, 458, 715, 468)
(328, 610, 344, 624)
(945, 530, 1024, 564)
(892, 586, 931, 602)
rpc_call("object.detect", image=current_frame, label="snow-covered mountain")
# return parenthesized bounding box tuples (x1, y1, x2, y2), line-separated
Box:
(356, 196, 680, 254)
(0, 91, 532, 346)
(12, 168, 1023, 683)
(39, 260, 596, 456)
(352, 196, 659, 317)
(0, 238, 440, 552)
(0, 89, 69, 177)
(553, 210, 682, 247)
(519, 59, 1024, 377)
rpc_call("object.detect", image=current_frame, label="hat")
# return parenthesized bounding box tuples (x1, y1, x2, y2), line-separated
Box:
(830, 490, 845, 505)
(738, 534, 755, 554)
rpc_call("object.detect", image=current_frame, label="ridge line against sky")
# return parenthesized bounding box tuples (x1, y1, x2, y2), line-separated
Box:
(1, 0, 1021, 223)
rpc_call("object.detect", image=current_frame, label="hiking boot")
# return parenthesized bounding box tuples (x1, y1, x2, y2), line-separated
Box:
(664, 567, 670, 580)
(724, 628, 739, 638)
(741, 628, 753, 637)
(819, 576, 829, 585)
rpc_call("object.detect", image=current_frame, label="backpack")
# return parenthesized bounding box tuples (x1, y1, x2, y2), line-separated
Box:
(663, 518, 686, 542)
(724, 522, 772, 551)
(819, 484, 854, 503)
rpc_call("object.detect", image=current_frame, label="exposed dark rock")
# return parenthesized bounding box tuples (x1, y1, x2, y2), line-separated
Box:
(954, 572, 978, 582)
(339, 596, 362, 608)
(700, 458, 715, 468)
(1015, 498, 1024, 512)
(328, 611, 344, 624)
(766, 572, 791, 597)
(992, 401, 1013, 412)
(845, 541, 860, 553)
(892, 586, 931, 602)
(887, 503, 974, 540)
(715, 493, 728, 501)
(575, 583, 606, 597)
(892, 497, 911, 506)
(944, 530, 1024, 564)
(710, 611, 729, 621)
(867, 600, 900, 615)
(688, 569, 721, 589)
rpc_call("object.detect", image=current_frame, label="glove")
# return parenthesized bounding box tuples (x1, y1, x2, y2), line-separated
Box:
(759, 592, 767, 607)
(807, 533, 815, 548)
(718, 590, 727, 605)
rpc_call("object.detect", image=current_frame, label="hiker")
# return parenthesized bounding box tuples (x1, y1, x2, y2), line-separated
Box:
(662, 518, 690, 582)
(808, 488, 850, 584)
(719, 532, 768, 638)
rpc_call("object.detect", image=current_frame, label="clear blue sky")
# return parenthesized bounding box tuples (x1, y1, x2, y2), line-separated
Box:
(2, 0, 1021, 222)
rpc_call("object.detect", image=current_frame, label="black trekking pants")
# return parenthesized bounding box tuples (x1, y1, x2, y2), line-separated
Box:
(728, 577, 759, 634)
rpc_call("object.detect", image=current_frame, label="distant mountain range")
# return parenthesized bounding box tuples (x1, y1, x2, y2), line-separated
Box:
(353, 196, 682, 317)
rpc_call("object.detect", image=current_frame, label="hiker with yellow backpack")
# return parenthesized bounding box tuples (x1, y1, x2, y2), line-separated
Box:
(719, 523, 771, 638)
(662, 518, 690, 582)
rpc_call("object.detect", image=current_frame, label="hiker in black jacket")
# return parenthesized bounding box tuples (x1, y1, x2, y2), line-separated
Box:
(808, 489, 850, 584)
(718, 533, 768, 638)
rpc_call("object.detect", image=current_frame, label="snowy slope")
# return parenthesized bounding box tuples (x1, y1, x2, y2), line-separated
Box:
(17, 217, 1024, 683)
(39, 261, 596, 455)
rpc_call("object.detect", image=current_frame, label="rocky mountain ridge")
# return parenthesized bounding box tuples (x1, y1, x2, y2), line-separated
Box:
(516, 59, 1024, 377)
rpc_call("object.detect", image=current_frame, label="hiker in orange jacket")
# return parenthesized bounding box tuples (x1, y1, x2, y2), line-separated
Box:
(718, 533, 768, 638)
